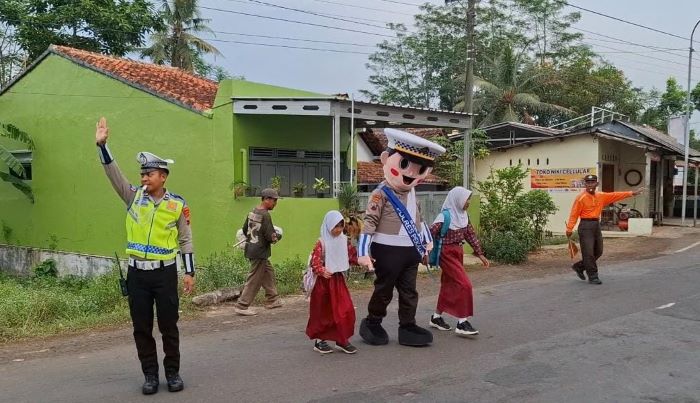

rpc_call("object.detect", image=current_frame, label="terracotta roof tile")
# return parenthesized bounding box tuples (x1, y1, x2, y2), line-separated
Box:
(51, 45, 218, 112)
(357, 161, 446, 185)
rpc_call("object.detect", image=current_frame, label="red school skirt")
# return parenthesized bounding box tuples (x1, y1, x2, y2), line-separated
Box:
(437, 243, 474, 318)
(306, 272, 356, 345)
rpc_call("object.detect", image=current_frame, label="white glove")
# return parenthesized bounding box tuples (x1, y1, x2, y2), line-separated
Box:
(358, 255, 374, 272)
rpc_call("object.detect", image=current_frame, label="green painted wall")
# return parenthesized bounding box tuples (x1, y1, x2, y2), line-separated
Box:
(0, 54, 218, 258)
(0, 60, 348, 265)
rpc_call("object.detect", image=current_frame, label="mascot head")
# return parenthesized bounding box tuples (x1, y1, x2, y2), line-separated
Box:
(380, 128, 446, 192)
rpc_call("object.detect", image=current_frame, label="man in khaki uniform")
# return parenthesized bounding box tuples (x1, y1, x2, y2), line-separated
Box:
(234, 188, 282, 315)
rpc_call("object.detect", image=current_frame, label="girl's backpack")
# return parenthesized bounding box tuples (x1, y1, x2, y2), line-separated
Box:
(428, 209, 451, 267)
(302, 239, 323, 299)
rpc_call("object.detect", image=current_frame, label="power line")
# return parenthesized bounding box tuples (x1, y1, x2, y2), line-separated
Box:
(563, 1, 689, 42)
(583, 41, 700, 72)
(214, 30, 377, 48)
(376, 0, 426, 6)
(572, 27, 689, 59)
(204, 37, 373, 54)
(304, 0, 415, 16)
(200, 6, 395, 38)
(1, 15, 390, 48)
(219, 0, 396, 30)
(595, 49, 688, 55)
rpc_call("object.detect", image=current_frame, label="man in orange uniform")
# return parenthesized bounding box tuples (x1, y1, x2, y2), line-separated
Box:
(566, 174, 644, 284)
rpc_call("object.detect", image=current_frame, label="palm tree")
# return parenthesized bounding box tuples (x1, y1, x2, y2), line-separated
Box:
(141, 0, 221, 72)
(461, 46, 572, 127)
(0, 122, 34, 202)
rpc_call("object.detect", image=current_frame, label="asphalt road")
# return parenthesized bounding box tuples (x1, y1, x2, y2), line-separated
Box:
(2, 243, 699, 403)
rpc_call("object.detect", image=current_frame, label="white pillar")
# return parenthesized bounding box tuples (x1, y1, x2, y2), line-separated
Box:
(644, 152, 652, 217)
(694, 164, 698, 227)
(333, 113, 341, 198)
(656, 158, 663, 215)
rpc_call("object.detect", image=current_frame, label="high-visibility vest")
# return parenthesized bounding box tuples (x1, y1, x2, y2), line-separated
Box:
(125, 188, 184, 260)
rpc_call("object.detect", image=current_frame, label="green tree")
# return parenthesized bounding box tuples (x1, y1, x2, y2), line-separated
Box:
(0, 121, 34, 202)
(534, 55, 646, 125)
(0, 0, 162, 60)
(141, 0, 221, 73)
(0, 23, 27, 87)
(640, 77, 689, 130)
(471, 45, 572, 126)
(512, 0, 586, 65)
(362, 1, 528, 110)
(432, 129, 489, 187)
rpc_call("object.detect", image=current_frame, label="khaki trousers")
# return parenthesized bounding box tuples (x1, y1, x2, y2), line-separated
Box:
(237, 259, 279, 308)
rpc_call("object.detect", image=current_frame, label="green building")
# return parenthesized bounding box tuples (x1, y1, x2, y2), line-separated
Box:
(0, 45, 470, 275)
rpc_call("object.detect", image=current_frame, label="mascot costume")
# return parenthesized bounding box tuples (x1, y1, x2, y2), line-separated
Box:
(358, 128, 446, 346)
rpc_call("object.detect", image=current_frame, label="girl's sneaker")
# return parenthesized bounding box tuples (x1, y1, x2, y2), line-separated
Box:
(335, 342, 358, 354)
(455, 320, 479, 336)
(314, 340, 334, 354)
(429, 315, 452, 331)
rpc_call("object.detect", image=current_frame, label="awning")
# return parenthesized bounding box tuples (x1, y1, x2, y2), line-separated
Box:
(232, 96, 470, 196)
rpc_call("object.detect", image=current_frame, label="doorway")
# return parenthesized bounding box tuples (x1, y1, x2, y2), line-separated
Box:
(601, 164, 615, 192)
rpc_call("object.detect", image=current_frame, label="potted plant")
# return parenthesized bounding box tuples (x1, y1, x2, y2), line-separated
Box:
(338, 182, 359, 216)
(246, 185, 259, 197)
(312, 177, 330, 198)
(270, 175, 282, 192)
(229, 181, 249, 200)
(292, 182, 306, 197)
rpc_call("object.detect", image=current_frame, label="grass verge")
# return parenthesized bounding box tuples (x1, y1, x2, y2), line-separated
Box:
(0, 250, 308, 343)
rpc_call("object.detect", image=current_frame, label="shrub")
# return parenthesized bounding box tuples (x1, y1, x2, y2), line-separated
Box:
(33, 259, 58, 278)
(196, 249, 306, 297)
(476, 165, 558, 263)
(482, 229, 534, 265)
(196, 249, 251, 293)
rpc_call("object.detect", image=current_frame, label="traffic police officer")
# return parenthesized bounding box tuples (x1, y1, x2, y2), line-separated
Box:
(95, 117, 195, 395)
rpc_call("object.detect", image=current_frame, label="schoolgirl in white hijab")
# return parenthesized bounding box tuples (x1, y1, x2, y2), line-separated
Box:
(428, 187, 490, 337)
(305, 210, 359, 355)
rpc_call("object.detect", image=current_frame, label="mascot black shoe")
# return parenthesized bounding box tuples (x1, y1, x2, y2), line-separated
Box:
(360, 318, 389, 345)
(398, 323, 433, 346)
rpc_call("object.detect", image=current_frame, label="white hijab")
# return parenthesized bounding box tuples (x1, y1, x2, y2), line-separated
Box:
(320, 210, 349, 273)
(433, 187, 472, 230)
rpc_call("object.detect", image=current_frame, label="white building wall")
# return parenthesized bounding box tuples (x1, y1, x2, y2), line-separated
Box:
(356, 138, 375, 162)
(598, 138, 649, 215)
(474, 135, 599, 233)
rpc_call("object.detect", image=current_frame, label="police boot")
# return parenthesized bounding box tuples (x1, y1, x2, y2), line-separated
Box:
(398, 323, 433, 347)
(359, 318, 389, 345)
(142, 374, 159, 395)
(166, 373, 184, 392)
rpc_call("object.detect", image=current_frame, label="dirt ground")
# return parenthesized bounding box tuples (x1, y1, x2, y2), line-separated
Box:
(1, 226, 696, 364)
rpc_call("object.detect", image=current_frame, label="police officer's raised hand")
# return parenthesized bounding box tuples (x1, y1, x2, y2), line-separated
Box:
(183, 274, 195, 294)
(95, 117, 109, 145)
(632, 187, 645, 196)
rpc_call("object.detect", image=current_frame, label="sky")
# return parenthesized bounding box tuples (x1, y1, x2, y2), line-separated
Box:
(195, 0, 700, 125)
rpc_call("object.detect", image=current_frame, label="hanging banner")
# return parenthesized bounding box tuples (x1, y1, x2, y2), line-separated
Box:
(530, 168, 597, 192)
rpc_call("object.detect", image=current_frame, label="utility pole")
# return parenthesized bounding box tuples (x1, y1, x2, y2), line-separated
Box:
(463, 0, 476, 188)
(681, 19, 700, 226)
(446, 0, 476, 188)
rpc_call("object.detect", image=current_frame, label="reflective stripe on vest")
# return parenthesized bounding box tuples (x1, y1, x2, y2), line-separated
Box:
(125, 189, 183, 260)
